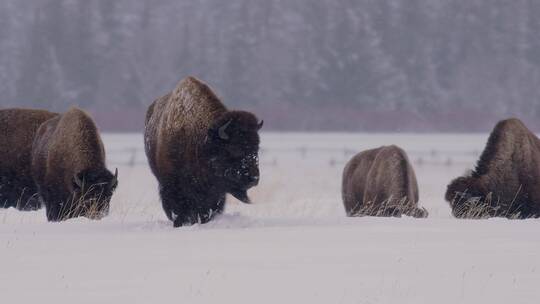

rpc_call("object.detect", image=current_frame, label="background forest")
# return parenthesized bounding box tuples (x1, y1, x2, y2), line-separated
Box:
(1, 0, 540, 131)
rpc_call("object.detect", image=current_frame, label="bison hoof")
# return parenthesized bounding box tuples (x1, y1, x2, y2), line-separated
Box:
(172, 211, 217, 227)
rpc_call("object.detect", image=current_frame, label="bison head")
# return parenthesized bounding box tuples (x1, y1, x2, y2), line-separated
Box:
(72, 168, 118, 219)
(445, 175, 489, 217)
(206, 111, 263, 203)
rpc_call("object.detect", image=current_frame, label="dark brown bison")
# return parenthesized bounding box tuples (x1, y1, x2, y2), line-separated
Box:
(342, 145, 428, 218)
(145, 76, 263, 227)
(445, 118, 540, 219)
(0, 108, 59, 210)
(31, 107, 118, 221)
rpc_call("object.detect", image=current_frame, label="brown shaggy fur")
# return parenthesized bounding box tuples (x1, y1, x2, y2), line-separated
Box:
(0, 108, 59, 210)
(145, 77, 227, 174)
(445, 118, 540, 218)
(31, 107, 118, 221)
(342, 145, 428, 218)
(145, 76, 262, 227)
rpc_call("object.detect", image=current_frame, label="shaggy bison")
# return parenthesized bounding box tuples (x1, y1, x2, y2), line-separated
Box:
(0, 108, 59, 210)
(145, 76, 263, 227)
(31, 107, 118, 221)
(445, 118, 540, 219)
(342, 145, 428, 218)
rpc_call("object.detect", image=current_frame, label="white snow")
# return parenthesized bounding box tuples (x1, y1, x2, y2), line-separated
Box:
(2, 133, 539, 303)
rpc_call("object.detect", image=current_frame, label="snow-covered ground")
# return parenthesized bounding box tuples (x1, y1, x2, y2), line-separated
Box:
(2, 133, 539, 303)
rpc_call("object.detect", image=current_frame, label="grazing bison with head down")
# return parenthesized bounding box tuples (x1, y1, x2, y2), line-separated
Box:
(445, 118, 540, 219)
(31, 107, 118, 221)
(145, 76, 263, 227)
(0, 108, 59, 210)
(342, 145, 428, 218)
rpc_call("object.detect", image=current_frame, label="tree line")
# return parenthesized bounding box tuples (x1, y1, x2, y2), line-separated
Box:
(1, 0, 539, 131)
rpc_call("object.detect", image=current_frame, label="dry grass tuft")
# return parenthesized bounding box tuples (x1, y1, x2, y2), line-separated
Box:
(449, 188, 532, 219)
(54, 183, 110, 221)
(349, 196, 428, 218)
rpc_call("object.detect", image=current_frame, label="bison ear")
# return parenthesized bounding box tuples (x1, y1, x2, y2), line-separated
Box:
(110, 168, 118, 189)
(446, 176, 484, 203)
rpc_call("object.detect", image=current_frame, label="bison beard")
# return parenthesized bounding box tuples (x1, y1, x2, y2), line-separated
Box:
(445, 118, 540, 219)
(0, 108, 59, 210)
(342, 145, 428, 218)
(31, 108, 118, 221)
(145, 76, 262, 227)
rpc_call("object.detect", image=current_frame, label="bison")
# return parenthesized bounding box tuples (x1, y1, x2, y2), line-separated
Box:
(445, 118, 540, 219)
(145, 76, 263, 227)
(31, 107, 118, 221)
(0, 108, 59, 210)
(342, 145, 428, 218)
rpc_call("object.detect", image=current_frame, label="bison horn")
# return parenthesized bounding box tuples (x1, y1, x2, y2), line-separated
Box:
(257, 120, 264, 130)
(111, 168, 118, 187)
(218, 119, 232, 140)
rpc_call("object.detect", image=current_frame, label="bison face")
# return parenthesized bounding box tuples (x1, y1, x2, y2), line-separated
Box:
(72, 168, 118, 219)
(446, 176, 485, 202)
(446, 176, 488, 217)
(206, 111, 263, 203)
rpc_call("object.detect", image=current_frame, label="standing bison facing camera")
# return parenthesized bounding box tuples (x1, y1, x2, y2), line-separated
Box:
(145, 76, 263, 227)
(0, 108, 59, 210)
(445, 118, 540, 219)
(31, 107, 118, 221)
(342, 145, 428, 218)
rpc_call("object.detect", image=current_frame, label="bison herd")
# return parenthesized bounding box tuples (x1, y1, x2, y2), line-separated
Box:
(1, 76, 540, 226)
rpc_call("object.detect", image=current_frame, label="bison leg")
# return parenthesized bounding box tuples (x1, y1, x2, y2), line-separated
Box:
(159, 185, 198, 227)
(46, 205, 62, 221)
(0, 171, 41, 210)
(196, 195, 226, 224)
(15, 188, 41, 211)
(170, 197, 226, 227)
(173, 212, 199, 227)
(0, 174, 19, 209)
(159, 179, 227, 227)
(40, 189, 68, 222)
(0, 175, 13, 208)
(159, 183, 183, 222)
(44, 196, 63, 222)
(171, 200, 225, 227)
(503, 201, 535, 219)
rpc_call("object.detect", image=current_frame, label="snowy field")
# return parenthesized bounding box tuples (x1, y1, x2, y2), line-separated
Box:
(2, 133, 540, 303)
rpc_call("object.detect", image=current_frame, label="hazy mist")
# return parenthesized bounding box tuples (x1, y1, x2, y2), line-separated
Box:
(1, 0, 539, 131)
